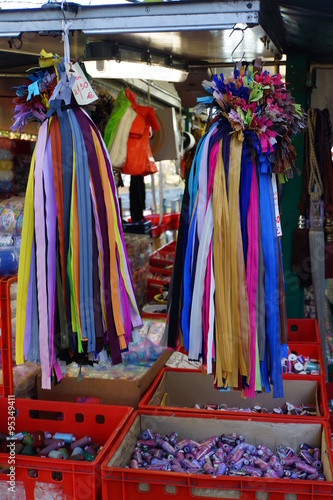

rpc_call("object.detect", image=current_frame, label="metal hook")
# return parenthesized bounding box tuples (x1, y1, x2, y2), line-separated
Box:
(61, 0, 67, 22)
(229, 27, 247, 63)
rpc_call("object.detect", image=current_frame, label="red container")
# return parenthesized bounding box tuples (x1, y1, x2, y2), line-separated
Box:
(158, 240, 177, 253)
(287, 319, 320, 343)
(149, 253, 174, 269)
(147, 277, 171, 302)
(139, 367, 329, 420)
(142, 214, 180, 232)
(287, 342, 325, 378)
(151, 224, 166, 239)
(149, 265, 173, 277)
(327, 382, 333, 436)
(0, 398, 132, 500)
(149, 242, 176, 269)
(0, 276, 17, 397)
(102, 410, 333, 500)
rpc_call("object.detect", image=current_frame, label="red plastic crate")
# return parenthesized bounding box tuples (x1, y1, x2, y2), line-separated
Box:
(141, 313, 167, 320)
(149, 242, 176, 269)
(287, 319, 320, 343)
(327, 382, 333, 436)
(151, 223, 166, 239)
(127, 214, 179, 233)
(158, 240, 177, 253)
(149, 265, 173, 277)
(0, 276, 17, 397)
(149, 254, 174, 270)
(102, 410, 333, 500)
(0, 398, 132, 500)
(143, 214, 179, 232)
(147, 277, 170, 302)
(139, 367, 329, 420)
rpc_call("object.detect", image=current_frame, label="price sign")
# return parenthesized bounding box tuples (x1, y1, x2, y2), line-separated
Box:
(65, 62, 98, 106)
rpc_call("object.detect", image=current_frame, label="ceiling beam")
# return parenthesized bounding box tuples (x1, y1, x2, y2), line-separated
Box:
(0, 1, 259, 37)
(259, 0, 286, 57)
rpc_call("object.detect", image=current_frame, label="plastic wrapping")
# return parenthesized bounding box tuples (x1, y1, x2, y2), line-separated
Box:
(0, 247, 19, 276)
(65, 320, 166, 380)
(0, 197, 24, 235)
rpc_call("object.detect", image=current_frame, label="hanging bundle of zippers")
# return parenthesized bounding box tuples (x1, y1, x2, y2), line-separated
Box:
(14, 49, 141, 390)
(166, 60, 307, 398)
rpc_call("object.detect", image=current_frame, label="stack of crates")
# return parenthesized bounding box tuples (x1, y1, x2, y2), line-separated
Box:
(0, 278, 134, 500)
(147, 241, 176, 303)
(0, 276, 17, 397)
(101, 319, 333, 499)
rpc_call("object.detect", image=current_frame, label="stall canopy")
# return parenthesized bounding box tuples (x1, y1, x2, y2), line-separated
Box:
(0, 0, 332, 108)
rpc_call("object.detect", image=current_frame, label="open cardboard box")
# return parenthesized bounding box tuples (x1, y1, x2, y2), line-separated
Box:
(37, 349, 171, 409)
(102, 411, 333, 500)
(139, 368, 328, 419)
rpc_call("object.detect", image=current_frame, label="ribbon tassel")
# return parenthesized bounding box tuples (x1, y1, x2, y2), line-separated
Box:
(167, 62, 306, 398)
(16, 60, 142, 389)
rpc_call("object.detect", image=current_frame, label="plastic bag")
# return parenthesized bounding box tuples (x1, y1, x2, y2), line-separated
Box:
(0, 197, 24, 235)
(103, 88, 131, 150)
(109, 106, 137, 168)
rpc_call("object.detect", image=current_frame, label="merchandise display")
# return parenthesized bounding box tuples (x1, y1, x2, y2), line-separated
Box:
(55, 320, 166, 380)
(282, 348, 320, 375)
(194, 402, 317, 416)
(167, 61, 307, 398)
(0, 3, 333, 499)
(0, 197, 24, 236)
(127, 427, 325, 480)
(140, 367, 328, 420)
(0, 363, 39, 399)
(14, 52, 142, 390)
(102, 412, 333, 499)
(0, 148, 14, 195)
(124, 233, 150, 308)
(104, 88, 159, 176)
(0, 398, 132, 500)
(0, 430, 102, 461)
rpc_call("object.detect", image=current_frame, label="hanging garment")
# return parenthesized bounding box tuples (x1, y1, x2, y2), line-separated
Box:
(121, 88, 160, 176)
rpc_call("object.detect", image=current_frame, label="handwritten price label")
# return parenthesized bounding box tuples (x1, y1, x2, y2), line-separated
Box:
(65, 62, 98, 106)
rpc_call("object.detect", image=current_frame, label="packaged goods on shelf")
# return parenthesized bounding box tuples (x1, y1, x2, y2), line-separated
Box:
(124, 233, 150, 308)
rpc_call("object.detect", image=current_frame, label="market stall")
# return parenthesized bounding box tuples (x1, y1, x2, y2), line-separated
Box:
(0, 1, 332, 499)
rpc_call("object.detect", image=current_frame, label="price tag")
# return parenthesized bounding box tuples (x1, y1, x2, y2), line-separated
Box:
(272, 174, 282, 237)
(65, 62, 98, 106)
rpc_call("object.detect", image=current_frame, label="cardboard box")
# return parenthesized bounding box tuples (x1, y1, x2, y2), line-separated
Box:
(102, 411, 333, 500)
(37, 350, 171, 409)
(139, 368, 328, 419)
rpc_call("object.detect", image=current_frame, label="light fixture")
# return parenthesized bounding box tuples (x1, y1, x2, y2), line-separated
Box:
(84, 42, 189, 83)
(84, 59, 188, 83)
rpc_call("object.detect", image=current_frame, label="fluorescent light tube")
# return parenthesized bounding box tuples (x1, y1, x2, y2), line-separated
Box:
(84, 59, 188, 83)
